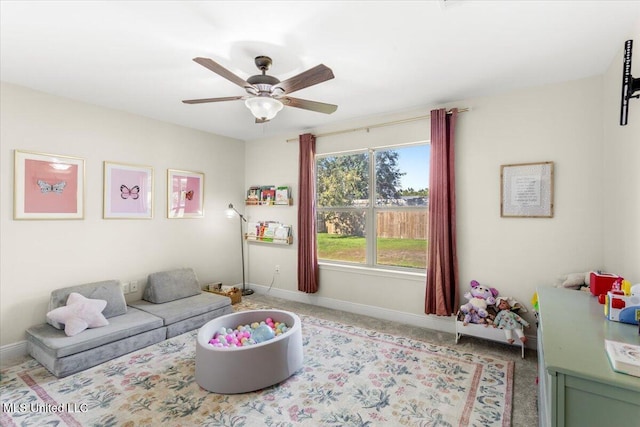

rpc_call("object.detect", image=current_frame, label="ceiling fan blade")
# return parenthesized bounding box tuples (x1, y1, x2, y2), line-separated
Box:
(192, 57, 254, 90)
(281, 96, 338, 114)
(274, 64, 335, 94)
(182, 96, 245, 104)
(255, 118, 270, 124)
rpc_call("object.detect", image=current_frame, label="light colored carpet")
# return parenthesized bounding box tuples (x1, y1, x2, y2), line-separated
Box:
(0, 298, 519, 426)
(250, 293, 539, 426)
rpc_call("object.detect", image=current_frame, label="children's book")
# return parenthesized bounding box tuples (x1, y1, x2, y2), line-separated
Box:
(246, 186, 261, 202)
(275, 186, 290, 204)
(604, 339, 640, 377)
(246, 222, 260, 240)
(261, 222, 279, 242)
(274, 225, 291, 241)
(260, 186, 276, 204)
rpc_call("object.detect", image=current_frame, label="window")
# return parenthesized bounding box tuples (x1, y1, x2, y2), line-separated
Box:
(316, 144, 429, 270)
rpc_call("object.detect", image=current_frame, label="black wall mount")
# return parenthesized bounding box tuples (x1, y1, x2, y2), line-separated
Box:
(620, 39, 640, 126)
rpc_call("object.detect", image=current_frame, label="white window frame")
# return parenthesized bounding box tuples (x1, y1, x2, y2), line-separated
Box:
(315, 142, 429, 272)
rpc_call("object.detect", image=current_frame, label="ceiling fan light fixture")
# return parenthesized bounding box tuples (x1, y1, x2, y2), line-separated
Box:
(184, 56, 336, 123)
(244, 96, 283, 121)
(271, 86, 286, 97)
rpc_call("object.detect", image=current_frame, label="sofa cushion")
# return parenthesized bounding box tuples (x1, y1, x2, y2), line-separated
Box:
(47, 280, 127, 329)
(164, 304, 233, 339)
(46, 292, 109, 336)
(130, 292, 231, 326)
(28, 327, 167, 378)
(143, 268, 200, 303)
(27, 307, 163, 359)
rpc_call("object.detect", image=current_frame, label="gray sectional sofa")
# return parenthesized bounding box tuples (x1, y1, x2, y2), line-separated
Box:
(26, 268, 232, 378)
(128, 268, 232, 339)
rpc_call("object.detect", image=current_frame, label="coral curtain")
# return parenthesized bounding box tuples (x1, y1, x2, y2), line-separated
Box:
(297, 133, 319, 293)
(425, 108, 459, 315)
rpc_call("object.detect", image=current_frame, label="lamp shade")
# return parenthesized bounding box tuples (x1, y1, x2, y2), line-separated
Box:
(245, 97, 283, 121)
(226, 203, 238, 219)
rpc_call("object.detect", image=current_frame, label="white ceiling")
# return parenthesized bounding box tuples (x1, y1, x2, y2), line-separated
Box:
(2, 1, 639, 142)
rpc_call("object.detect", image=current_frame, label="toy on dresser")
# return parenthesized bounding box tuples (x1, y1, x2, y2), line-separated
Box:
(601, 279, 640, 325)
(590, 271, 622, 297)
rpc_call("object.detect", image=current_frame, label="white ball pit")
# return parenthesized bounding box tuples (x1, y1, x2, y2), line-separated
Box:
(195, 309, 303, 394)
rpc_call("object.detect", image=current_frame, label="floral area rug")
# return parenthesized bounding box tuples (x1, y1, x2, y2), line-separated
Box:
(1, 310, 513, 426)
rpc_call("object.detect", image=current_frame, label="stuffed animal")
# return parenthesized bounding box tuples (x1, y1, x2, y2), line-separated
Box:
(554, 271, 591, 290)
(460, 280, 498, 322)
(494, 297, 530, 344)
(462, 308, 493, 326)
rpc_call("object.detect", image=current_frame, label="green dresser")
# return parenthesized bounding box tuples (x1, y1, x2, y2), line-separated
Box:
(537, 287, 640, 427)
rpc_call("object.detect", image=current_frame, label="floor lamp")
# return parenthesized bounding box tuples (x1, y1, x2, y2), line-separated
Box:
(226, 203, 253, 296)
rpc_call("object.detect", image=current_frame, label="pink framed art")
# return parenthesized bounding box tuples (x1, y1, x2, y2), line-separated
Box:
(167, 168, 204, 218)
(14, 150, 85, 220)
(103, 161, 154, 219)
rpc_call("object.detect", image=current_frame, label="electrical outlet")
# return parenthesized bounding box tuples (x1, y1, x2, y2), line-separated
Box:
(130, 281, 139, 292)
(275, 265, 280, 273)
(122, 282, 131, 294)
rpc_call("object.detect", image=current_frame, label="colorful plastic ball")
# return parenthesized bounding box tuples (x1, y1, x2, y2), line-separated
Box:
(209, 318, 291, 347)
(252, 324, 275, 343)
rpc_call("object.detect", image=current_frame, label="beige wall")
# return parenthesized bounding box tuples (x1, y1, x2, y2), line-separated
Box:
(0, 83, 246, 346)
(244, 66, 638, 333)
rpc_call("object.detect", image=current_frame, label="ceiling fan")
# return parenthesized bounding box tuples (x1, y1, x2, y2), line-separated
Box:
(183, 56, 337, 123)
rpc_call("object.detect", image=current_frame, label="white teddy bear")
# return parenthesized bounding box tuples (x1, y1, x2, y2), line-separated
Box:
(554, 271, 591, 290)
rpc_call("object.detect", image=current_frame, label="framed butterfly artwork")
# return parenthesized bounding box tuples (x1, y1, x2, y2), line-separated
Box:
(103, 162, 154, 219)
(167, 169, 204, 218)
(14, 150, 85, 220)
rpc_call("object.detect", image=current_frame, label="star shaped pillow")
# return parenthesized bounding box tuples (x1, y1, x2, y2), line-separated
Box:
(46, 292, 109, 336)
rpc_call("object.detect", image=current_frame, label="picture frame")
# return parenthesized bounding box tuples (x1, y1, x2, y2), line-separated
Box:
(14, 150, 85, 220)
(501, 161, 554, 218)
(167, 169, 204, 218)
(103, 161, 154, 219)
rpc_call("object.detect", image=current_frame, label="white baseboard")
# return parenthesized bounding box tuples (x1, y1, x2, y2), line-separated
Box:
(0, 340, 28, 368)
(249, 283, 457, 333)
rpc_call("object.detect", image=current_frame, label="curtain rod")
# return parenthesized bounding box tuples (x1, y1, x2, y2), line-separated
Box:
(286, 107, 470, 143)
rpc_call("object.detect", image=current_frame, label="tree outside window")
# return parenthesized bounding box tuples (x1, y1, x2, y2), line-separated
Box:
(316, 144, 429, 270)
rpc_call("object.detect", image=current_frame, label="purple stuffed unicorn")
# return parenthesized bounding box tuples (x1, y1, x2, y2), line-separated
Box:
(460, 280, 498, 323)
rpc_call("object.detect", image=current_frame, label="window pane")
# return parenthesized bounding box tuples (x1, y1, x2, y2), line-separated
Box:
(317, 211, 366, 263)
(376, 211, 427, 269)
(317, 153, 369, 208)
(315, 144, 429, 270)
(376, 145, 429, 207)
